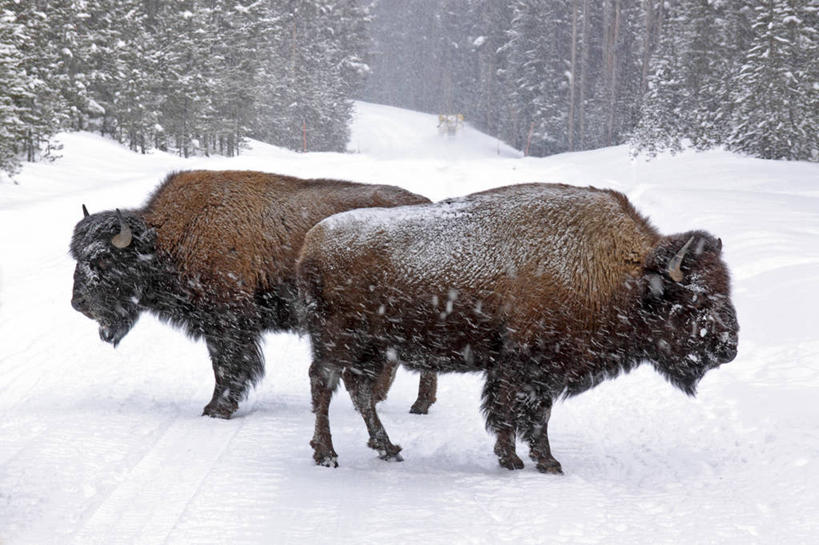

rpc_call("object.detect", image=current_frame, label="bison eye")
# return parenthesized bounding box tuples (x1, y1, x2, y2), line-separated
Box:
(94, 256, 113, 271)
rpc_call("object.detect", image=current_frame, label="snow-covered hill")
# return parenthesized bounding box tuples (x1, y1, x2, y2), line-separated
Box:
(1, 102, 818, 544)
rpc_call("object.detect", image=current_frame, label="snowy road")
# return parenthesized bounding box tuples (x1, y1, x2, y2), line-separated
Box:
(1, 102, 818, 544)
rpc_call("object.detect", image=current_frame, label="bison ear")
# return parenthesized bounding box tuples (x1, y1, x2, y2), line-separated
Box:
(111, 209, 133, 249)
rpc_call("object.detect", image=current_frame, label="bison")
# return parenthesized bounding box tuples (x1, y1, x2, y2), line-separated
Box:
(70, 170, 437, 418)
(297, 183, 739, 472)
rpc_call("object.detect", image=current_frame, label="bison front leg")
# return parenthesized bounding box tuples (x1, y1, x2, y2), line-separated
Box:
(202, 331, 264, 419)
(409, 371, 438, 414)
(482, 371, 524, 470)
(310, 360, 339, 467)
(203, 368, 237, 419)
(343, 369, 403, 462)
(526, 398, 563, 474)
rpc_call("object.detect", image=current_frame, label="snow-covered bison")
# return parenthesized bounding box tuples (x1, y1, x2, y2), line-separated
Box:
(70, 170, 436, 418)
(297, 183, 739, 472)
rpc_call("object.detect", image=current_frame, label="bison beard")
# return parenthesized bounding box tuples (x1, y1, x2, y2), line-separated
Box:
(70, 170, 436, 418)
(297, 183, 739, 472)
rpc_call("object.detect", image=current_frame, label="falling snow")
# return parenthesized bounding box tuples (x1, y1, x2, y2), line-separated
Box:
(1, 102, 818, 544)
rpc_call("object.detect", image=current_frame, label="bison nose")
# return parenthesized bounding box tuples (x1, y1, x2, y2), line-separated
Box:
(72, 292, 87, 312)
(716, 337, 738, 364)
(722, 344, 737, 363)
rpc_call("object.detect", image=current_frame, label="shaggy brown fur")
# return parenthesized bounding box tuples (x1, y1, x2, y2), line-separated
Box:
(297, 183, 739, 472)
(143, 170, 430, 303)
(71, 170, 436, 418)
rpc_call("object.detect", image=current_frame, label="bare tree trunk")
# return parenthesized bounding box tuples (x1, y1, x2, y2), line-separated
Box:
(290, 19, 297, 73)
(640, 0, 654, 100)
(568, 0, 578, 151)
(606, 0, 622, 146)
(579, 0, 590, 149)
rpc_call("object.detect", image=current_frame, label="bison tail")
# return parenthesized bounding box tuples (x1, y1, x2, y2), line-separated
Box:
(294, 256, 327, 335)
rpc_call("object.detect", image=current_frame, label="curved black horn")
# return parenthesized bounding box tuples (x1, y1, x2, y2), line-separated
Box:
(111, 209, 133, 249)
(667, 236, 694, 282)
(82, 204, 89, 217)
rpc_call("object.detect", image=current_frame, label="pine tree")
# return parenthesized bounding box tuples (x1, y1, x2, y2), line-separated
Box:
(630, 2, 689, 155)
(4, 1, 66, 164)
(630, 0, 732, 154)
(472, 2, 514, 137)
(503, 0, 571, 156)
(729, 0, 818, 160)
(0, 9, 31, 174)
(250, 0, 369, 153)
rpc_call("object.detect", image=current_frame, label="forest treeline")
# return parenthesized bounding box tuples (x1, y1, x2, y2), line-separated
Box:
(366, 0, 817, 161)
(0, 0, 816, 175)
(0, 0, 369, 174)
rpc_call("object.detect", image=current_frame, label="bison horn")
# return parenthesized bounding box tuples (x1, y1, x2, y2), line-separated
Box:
(667, 236, 694, 282)
(82, 204, 90, 217)
(111, 209, 133, 249)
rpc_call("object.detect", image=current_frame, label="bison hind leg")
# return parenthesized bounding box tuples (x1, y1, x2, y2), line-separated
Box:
(409, 371, 438, 414)
(309, 358, 340, 468)
(343, 368, 403, 462)
(524, 399, 563, 474)
(370, 358, 438, 416)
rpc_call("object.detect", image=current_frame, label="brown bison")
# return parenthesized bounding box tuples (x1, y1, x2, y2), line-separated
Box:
(70, 170, 437, 418)
(297, 183, 739, 472)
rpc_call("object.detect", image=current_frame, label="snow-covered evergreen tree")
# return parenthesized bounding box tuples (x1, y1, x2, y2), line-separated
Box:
(502, 0, 571, 155)
(630, 3, 690, 156)
(0, 9, 30, 174)
(631, 0, 731, 154)
(471, 2, 514, 137)
(632, 0, 816, 161)
(0, 0, 371, 173)
(1, 0, 814, 173)
(2, 2, 66, 166)
(729, 0, 818, 160)
(248, 0, 369, 153)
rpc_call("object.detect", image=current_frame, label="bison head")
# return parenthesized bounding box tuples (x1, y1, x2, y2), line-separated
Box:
(640, 231, 739, 395)
(70, 206, 156, 346)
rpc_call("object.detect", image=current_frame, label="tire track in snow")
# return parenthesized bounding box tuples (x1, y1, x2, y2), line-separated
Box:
(70, 417, 243, 545)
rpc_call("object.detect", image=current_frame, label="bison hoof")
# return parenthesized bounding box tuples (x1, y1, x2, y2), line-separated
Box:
(316, 455, 339, 468)
(202, 402, 236, 419)
(409, 400, 433, 414)
(369, 440, 403, 462)
(310, 441, 338, 468)
(378, 450, 404, 463)
(498, 454, 525, 471)
(535, 459, 563, 474)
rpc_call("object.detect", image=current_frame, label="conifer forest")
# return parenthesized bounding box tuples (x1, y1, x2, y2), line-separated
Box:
(0, 0, 816, 175)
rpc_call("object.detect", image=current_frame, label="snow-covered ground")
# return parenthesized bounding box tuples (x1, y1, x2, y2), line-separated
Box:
(1, 101, 818, 544)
